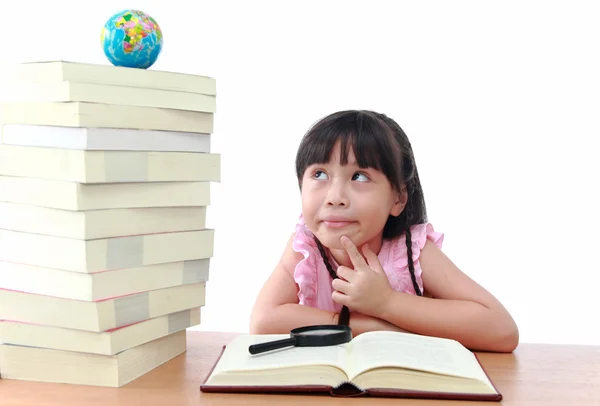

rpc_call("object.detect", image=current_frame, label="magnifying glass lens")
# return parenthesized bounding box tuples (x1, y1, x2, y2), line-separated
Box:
(296, 329, 343, 336)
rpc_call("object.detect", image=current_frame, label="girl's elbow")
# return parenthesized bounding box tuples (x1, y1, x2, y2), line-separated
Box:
(249, 307, 276, 334)
(249, 314, 265, 334)
(250, 321, 272, 334)
(490, 318, 520, 353)
(501, 324, 520, 353)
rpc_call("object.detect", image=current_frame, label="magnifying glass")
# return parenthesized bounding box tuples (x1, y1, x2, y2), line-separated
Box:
(248, 324, 352, 355)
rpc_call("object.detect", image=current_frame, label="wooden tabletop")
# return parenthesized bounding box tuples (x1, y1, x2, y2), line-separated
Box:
(1, 331, 599, 405)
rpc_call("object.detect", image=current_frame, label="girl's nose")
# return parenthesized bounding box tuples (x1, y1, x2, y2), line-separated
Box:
(326, 182, 349, 207)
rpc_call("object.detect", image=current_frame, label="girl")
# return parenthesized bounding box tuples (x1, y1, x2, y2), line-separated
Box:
(249, 110, 519, 353)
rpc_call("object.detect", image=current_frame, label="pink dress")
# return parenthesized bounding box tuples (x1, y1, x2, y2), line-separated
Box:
(292, 216, 444, 312)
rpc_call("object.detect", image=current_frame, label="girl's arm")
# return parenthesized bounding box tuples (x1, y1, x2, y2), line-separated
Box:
(378, 240, 519, 352)
(332, 237, 519, 352)
(249, 234, 403, 335)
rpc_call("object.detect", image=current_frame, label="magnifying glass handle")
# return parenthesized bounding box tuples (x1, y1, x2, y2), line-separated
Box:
(248, 337, 296, 355)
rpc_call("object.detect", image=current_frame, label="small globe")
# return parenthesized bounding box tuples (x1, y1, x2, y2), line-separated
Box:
(101, 9, 163, 69)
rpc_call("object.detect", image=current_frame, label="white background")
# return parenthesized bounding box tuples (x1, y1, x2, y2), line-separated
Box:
(1, 0, 599, 345)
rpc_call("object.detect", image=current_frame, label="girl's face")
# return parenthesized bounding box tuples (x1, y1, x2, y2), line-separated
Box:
(301, 140, 406, 256)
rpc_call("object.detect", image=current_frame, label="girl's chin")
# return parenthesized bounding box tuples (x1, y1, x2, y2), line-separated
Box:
(322, 240, 345, 251)
(314, 233, 358, 250)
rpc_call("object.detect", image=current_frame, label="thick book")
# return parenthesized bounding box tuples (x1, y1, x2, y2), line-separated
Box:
(0, 144, 221, 183)
(0, 282, 206, 332)
(0, 258, 210, 301)
(0, 60, 216, 94)
(0, 124, 212, 153)
(0, 81, 216, 113)
(0, 203, 207, 240)
(0, 176, 210, 211)
(0, 228, 214, 273)
(0, 329, 187, 387)
(0, 102, 213, 134)
(200, 331, 502, 401)
(0, 307, 201, 355)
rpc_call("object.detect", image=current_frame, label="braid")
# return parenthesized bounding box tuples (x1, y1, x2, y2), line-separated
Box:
(404, 228, 423, 296)
(314, 236, 350, 324)
(315, 238, 337, 280)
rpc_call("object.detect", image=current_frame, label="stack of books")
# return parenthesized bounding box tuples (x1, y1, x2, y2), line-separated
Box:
(0, 61, 219, 387)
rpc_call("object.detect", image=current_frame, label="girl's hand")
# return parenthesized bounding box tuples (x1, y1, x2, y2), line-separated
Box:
(331, 235, 394, 317)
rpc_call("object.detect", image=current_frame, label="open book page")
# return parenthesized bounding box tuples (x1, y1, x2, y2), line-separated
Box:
(208, 334, 350, 377)
(347, 331, 491, 384)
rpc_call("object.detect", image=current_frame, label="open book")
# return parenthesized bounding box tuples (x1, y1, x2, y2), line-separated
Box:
(200, 331, 502, 401)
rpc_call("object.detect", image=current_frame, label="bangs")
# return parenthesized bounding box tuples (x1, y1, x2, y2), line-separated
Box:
(295, 111, 402, 189)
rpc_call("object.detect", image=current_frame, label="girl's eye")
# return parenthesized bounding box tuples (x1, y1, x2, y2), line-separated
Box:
(314, 170, 328, 180)
(352, 172, 369, 182)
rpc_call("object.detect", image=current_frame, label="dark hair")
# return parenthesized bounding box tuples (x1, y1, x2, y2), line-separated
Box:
(295, 110, 427, 297)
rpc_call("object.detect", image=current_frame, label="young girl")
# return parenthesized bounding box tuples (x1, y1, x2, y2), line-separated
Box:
(250, 110, 519, 353)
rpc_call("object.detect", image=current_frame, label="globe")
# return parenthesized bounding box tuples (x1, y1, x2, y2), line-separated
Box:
(101, 10, 163, 69)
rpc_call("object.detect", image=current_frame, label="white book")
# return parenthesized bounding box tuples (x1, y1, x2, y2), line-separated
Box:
(0, 329, 187, 387)
(0, 282, 206, 332)
(0, 229, 214, 273)
(0, 60, 216, 95)
(0, 203, 207, 240)
(0, 308, 201, 355)
(0, 176, 210, 210)
(1, 124, 212, 153)
(0, 102, 214, 133)
(0, 145, 221, 183)
(0, 259, 210, 301)
(0, 81, 216, 113)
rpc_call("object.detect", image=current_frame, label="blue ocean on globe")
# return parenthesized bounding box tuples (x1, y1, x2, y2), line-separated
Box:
(101, 10, 163, 69)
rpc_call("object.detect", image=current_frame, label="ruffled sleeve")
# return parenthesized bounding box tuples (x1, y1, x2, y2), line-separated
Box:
(382, 222, 444, 295)
(410, 222, 444, 251)
(291, 216, 319, 307)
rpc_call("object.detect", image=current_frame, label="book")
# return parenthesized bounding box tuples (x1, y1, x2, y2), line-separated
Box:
(200, 331, 502, 401)
(0, 124, 212, 153)
(0, 60, 216, 94)
(0, 229, 214, 273)
(0, 282, 206, 332)
(0, 81, 217, 113)
(0, 259, 210, 301)
(0, 203, 207, 240)
(0, 308, 201, 355)
(0, 176, 210, 210)
(0, 102, 213, 133)
(0, 329, 187, 387)
(0, 145, 221, 183)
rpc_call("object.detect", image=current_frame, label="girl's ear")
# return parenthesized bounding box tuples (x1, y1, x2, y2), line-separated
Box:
(390, 185, 408, 217)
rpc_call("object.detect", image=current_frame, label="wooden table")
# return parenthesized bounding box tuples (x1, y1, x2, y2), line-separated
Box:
(1, 331, 599, 405)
